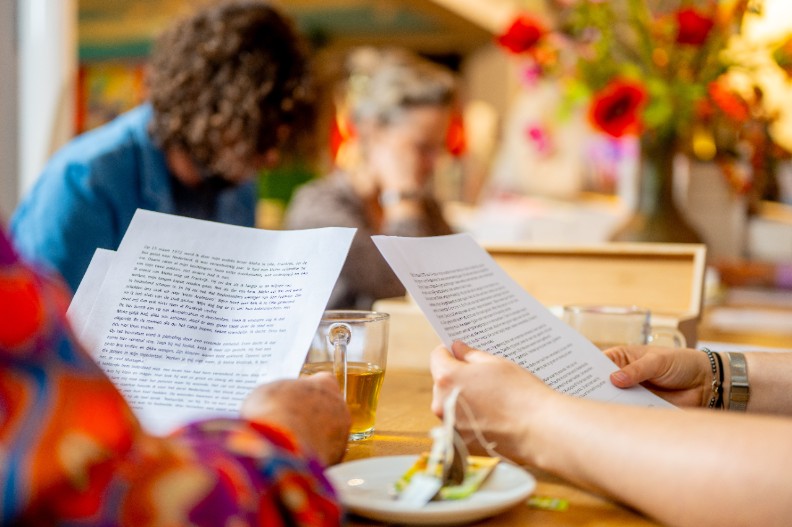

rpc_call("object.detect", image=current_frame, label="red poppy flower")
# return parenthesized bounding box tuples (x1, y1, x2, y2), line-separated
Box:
(589, 79, 648, 138)
(676, 7, 715, 46)
(497, 15, 546, 54)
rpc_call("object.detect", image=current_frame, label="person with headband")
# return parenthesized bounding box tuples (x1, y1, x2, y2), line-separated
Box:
(431, 341, 792, 526)
(11, 1, 313, 293)
(284, 47, 455, 309)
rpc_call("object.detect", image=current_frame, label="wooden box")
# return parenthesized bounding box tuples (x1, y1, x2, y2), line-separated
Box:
(374, 242, 707, 370)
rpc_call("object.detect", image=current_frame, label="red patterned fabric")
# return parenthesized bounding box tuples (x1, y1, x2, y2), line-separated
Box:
(0, 228, 343, 526)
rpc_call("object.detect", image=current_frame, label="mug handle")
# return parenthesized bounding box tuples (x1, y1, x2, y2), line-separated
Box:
(328, 323, 352, 401)
(648, 325, 686, 348)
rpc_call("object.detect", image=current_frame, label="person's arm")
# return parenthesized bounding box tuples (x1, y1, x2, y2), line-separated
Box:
(368, 132, 453, 237)
(241, 373, 351, 466)
(379, 194, 453, 237)
(739, 352, 792, 413)
(285, 181, 407, 305)
(431, 342, 792, 527)
(605, 345, 792, 414)
(10, 162, 122, 292)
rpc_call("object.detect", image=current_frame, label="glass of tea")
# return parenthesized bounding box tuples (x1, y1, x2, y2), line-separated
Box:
(301, 310, 389, 441)
(562, 305, 686, 350)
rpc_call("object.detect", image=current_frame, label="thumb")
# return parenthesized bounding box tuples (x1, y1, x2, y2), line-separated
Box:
(450, 340, 475, 359)
(450, 341, 493, 364)
(610, 367, 639, 388)
(609, 352, 665, 388)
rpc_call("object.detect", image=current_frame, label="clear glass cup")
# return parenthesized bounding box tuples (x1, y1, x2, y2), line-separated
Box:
(301, 310, 389, 441)
(562, 305, 686, 350)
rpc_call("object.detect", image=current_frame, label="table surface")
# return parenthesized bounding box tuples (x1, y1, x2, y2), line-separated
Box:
(340, 293, 791, 526)
(341, 368, 660, 526)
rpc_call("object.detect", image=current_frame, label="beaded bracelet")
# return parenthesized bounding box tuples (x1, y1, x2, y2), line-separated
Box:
(702, 348, 724, 409)
(713, 351, 725, 409)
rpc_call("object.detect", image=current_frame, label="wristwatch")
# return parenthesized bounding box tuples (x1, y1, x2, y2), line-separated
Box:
(727, 352, 749, 411)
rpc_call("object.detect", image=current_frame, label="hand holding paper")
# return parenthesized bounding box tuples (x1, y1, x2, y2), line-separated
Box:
(70, 210, 355, 434)
(372, 233, 673, 408)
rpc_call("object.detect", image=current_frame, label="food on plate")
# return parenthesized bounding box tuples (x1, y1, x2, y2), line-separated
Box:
(392, 453, 500, 501)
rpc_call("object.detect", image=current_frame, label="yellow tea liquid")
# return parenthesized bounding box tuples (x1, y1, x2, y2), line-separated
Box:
(301, 361, 385, 439)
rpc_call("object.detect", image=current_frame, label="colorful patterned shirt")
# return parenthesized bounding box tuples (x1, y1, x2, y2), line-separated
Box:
(0, 227, 342, 526)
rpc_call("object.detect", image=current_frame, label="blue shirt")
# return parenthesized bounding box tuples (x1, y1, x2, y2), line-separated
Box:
(10, 105, 256, 292)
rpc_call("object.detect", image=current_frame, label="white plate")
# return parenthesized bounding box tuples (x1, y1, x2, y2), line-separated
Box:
(326, 455, 536, 525)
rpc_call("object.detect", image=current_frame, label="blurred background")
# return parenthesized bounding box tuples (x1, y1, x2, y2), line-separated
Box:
(3, 0, 792, 265)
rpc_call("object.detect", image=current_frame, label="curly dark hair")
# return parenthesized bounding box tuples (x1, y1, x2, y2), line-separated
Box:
(147, 0, 312, 180)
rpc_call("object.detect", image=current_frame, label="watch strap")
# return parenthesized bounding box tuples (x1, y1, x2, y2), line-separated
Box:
(727, 352, 749, 411)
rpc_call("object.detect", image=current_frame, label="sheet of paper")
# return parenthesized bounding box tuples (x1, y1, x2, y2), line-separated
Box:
(67, 248, 115, 351)
(78, 210, 355, 434)
(372, 233, 673, 408)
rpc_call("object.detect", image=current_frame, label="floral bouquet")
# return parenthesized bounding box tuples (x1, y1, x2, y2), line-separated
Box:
(496, 0, 786, 196)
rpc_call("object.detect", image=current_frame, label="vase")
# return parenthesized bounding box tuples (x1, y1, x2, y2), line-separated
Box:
(676, 157, 748, 259)
(611, 139, 702, 244)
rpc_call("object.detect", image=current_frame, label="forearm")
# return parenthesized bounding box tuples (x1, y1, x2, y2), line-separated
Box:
(381, 197, 452, 237)
(731, 352, 792, 414)
(381, 201, 436, 236)
(529, 397, 792, 527)
(338, 232, 406, 301)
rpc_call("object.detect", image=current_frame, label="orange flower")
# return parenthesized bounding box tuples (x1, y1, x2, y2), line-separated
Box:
(708, 81, 750, 123)
(589, 79, 648, 138)
(675, 7, 715, 46)
(496, 15, 546, 54)
(773, 36, 792, 78)
(497, 3, 772, 160)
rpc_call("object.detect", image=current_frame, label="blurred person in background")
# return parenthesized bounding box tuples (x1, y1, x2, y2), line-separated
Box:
(284, 47, 454, 310)
(11, 0, 313, 292)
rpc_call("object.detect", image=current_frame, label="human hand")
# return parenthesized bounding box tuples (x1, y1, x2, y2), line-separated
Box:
(430, 341, 556, 465)
(368, 130, 426, 196)
(241, 373, 351, 466)
(605, 345, 712, 407)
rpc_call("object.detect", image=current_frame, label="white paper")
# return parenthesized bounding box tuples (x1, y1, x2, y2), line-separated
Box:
(67, 248, 115, 351)
(75, 210, 355, 434)
(372, 233, 672, 408)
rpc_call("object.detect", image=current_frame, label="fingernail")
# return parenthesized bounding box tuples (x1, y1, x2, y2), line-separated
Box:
(611, 371, 629, 384)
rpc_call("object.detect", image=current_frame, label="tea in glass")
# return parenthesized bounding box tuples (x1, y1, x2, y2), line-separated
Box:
(301, 361, 385, 439)
(303, 310, 389, 441)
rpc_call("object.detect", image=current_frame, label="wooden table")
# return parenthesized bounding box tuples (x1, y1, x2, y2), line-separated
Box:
(352, 288, 792, 525)
(342, 368, 660, 526)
